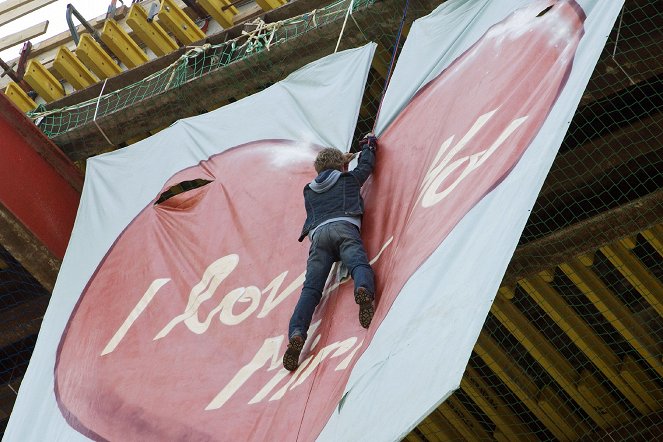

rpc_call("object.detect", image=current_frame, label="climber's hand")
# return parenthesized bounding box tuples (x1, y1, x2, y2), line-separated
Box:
(359, 132, 377, 150)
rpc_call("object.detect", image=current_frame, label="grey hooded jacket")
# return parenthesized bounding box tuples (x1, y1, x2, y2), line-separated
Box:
(298, 145, 376, 242)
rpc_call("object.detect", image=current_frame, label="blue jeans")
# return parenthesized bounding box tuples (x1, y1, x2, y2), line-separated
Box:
(289, 221, 375, 340)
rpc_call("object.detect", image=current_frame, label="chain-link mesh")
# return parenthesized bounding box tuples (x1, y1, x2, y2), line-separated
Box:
(0, 246, 48, 436)
(412, 0, 663, 440)
(2, 0, 661, 439)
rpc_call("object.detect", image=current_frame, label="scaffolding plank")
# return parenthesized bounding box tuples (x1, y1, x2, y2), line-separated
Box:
(0, 0, 56, 27)
(24, 59, 64, 102)
(126, 3, 178, 57)
(4, 81, 36, 112)
(158, 0, 205, 45)
(0, 0, 34, 15)
(0, 20, 48, 52)
(53, 46, 98, 91)
(76, 34, 123, 80)
(101, 19, 149, 69)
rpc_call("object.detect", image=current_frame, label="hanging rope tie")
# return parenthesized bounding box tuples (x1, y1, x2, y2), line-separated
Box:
(334, 0, 355, 53)
(242, 18, 283, 54)
(372, 0, 410, 132)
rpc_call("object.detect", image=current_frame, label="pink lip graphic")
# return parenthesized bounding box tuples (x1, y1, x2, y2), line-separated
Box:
(55, 1, 585, 440)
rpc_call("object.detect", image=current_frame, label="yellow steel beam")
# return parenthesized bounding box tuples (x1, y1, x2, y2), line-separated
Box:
(521, 274, 652, 414)
(537, 385, 591, 439)
(642, 224, 663, 258)
(53, 46, 97, 91)
(198, 0, 237, 29)
(497, 285, 515, 299)
(491, 294, 612, 428)
(576, 370, 630, 426)
(158, 0, 205, 45)
(127, 3, 178, 57)
(101, 19, 149, 69)
(423, 410, 465, 441)
(474, 334, 574, 441)
(600, 242, 663, 318)
(256, 0, 287, 13)
(560, 255, 663, 378)
(461, 366, 535, 441)
(76, 34, 122, 80)
(4, 82, 36, 112)
(440, 397, 491, 441)
(23, 59, 64, 102)
(620, 356, 663, 407)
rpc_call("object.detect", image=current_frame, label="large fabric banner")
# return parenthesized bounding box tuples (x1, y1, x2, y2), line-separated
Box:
(5, 44, 376, 441)
(5, 0, 622, 441)
(320, 0, 622, 440)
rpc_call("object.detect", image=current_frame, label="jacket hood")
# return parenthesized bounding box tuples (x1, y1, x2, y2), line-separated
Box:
(310, 169, 342, 193)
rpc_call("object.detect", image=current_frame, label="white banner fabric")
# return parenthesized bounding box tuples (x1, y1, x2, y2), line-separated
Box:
(319, 0, 623, 441)
(3, 43, 376, 442)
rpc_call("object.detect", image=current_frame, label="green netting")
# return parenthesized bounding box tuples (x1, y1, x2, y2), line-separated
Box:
(3, 0, 662, 439)
(410, 1, 663, 440)
(0, 245, 49, 435)
(27, 0, 376, 138)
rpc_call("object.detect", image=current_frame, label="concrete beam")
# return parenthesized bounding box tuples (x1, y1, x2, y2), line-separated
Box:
(0, 297, 47, 349)
(580, 0, 663, 105)
(503, 189, 663, 286)
(0, 207, 60, 292)
(545, 110, 663, 200)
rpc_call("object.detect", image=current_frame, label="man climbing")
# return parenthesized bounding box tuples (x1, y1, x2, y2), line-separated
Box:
(283, 134, 378, 371)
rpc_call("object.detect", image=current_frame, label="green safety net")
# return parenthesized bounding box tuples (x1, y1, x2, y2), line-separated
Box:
(27, 0, 378, 138)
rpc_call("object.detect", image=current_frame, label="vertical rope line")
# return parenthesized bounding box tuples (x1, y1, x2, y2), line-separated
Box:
(335, 0, 355, 53)
(610, 6, 635, 85)
(611, 6, 625, 58)
(93, 78, 114, 146)
(295, 265, 344, 442)
(372, 0, 410, 132)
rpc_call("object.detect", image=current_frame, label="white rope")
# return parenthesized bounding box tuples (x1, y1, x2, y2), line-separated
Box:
(93, 78, 114, 146)
(334, 0, 355, 53)
(241, 18, 283, 53)
(611, 6, 636, 86)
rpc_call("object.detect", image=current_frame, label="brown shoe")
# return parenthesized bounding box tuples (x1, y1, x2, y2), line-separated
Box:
(283, 335, 305, 371)
(355, 287, 375, 329)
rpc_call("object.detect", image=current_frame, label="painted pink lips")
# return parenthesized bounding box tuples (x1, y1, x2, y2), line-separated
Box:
(55, 1, 585, 440)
